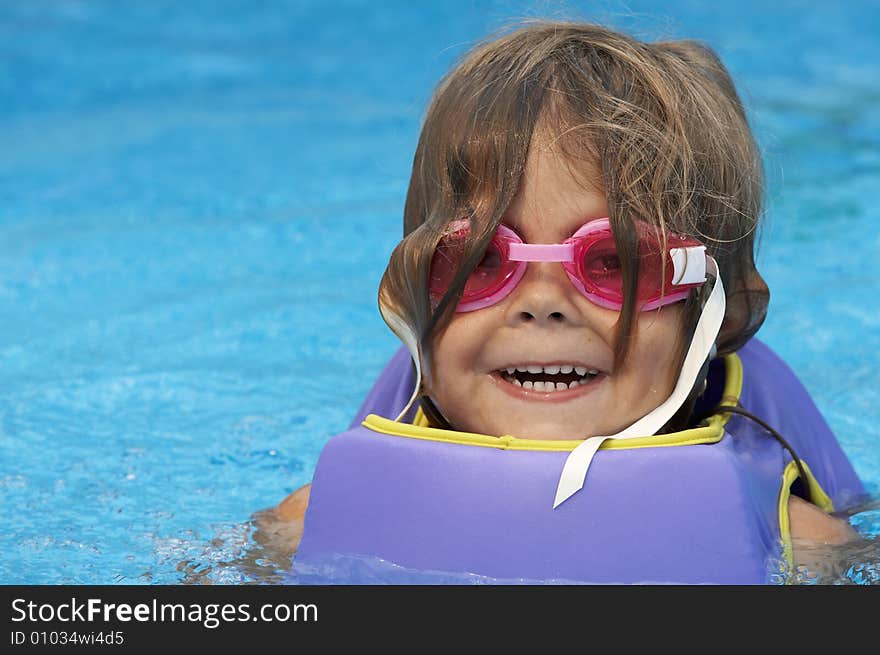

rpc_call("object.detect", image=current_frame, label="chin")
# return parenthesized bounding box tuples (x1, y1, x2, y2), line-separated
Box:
(492, 417, 597, 440)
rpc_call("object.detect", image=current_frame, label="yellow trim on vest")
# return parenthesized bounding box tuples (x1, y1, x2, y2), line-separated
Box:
(413, 406, 430, 428)
(362, 353, 744, 452)
(777, 460, 835, 582)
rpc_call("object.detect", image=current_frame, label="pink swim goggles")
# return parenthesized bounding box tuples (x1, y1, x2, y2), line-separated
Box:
(429, 218, 708, 313)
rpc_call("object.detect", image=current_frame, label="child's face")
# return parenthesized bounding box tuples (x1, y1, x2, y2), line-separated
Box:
(426, 140, 686, 440)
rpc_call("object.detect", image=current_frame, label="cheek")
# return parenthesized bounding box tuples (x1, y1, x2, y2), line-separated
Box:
(428, 313, 488, 394)
(628, 309, 687, 387)
(425, 319, 482, 430)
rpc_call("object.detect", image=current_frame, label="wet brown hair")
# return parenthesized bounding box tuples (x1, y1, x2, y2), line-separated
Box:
(378, 21, 769, 407)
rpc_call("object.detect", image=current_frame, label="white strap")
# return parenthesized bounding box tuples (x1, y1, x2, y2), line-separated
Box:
(382, 311, 422, 423)
(552, 257, 725, 508)
(671, 246, 707, 285)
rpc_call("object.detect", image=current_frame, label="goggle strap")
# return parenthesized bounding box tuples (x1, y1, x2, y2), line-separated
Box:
(553, 256, 725, 508)
(670, 245, 707, 285)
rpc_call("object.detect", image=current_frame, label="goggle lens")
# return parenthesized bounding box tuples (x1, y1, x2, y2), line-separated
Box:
(579, 236, 625, 305)
(430, 230, 519, 304)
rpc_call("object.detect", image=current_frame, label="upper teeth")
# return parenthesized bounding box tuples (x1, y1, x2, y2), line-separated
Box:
(501, 364, 602, 392)
(505, 365, 599, 375)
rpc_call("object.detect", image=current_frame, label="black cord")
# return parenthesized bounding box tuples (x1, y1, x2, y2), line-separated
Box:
(419, 395, 455, 431)
(701, 404, 812, 503)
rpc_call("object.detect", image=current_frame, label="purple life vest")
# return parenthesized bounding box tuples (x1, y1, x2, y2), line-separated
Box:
(293, 339, 865, 584)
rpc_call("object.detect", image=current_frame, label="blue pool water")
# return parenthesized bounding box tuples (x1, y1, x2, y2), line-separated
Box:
(1, 0, 878, 584)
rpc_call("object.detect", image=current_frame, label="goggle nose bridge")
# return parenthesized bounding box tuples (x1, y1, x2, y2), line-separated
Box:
(507, 242, 576, 263)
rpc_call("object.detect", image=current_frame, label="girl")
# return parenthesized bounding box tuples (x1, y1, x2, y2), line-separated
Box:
(262, 21, 863, 582)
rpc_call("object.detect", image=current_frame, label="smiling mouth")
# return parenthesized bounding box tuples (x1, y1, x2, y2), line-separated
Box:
(497, 364, 603, 392)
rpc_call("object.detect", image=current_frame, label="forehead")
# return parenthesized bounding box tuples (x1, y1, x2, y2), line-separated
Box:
(503, 136, 608, 240)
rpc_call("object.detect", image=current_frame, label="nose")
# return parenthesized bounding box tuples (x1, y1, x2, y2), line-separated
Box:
(504, 262, 581, 326)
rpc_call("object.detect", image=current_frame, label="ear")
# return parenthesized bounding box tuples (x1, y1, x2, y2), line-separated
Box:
(716, 269, 769, 355)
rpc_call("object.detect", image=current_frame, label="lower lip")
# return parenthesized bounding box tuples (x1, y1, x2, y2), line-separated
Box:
(489, 372, 606, 403)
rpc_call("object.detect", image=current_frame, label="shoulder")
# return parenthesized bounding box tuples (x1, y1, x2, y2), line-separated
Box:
(277, 483, 311, 521)
(788, 496, 855, 545)
(249, 484, 313, 561)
